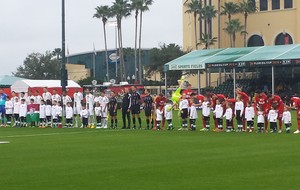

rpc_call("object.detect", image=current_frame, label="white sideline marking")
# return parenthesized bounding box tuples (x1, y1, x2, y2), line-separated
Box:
(0, 141, 10, 144)
(0, 131, 100, 139)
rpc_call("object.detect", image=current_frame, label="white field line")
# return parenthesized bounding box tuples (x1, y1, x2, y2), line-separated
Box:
(0, 130, 101, 139)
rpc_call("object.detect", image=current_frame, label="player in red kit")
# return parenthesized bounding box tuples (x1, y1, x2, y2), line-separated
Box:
(236, 88, 249, 131)
(182, 84, 194, 100)
(291, 97, 300, 134)
(154, 93, 167, 129)
(267, 94, 284, 133)
(254, 90, 268, 132)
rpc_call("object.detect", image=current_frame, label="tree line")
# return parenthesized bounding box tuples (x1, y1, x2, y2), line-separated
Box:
(185, 0, 256, 49)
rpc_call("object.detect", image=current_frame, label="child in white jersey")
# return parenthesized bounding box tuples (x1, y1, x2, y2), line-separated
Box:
(13, 97, 20, 127)
(268, 105, 278, 133)
(213, 99, 223, 131)
(282, 106, 291, 133)
(19, 99, 27, 127)
(65, 102, 73, 128)
(257, 106, 265, 133)
(80, 104, 89, 128)
(45, 100, 52, 127)
(178, 93, 189, 130)
(200, 97, 211, 131)
(39, 100, 46, 128)
(95, 102, 102, 129)
(164, 100, 175, 130)
(155, 107, 163, 130)
(5, 96, 13, 127)
(244, 101, 255, 132)
(189, 98, 198, 131)
(223, 103, 233, 132)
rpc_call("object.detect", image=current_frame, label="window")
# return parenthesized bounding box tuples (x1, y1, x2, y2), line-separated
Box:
(248, 35, 264, 47)
(260, 0, 268, 11)
(272, 0, 280, 10)
(284, 0, 293, 9)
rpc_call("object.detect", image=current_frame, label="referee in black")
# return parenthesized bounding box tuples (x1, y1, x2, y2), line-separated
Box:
(121, 88, 131, 129)
(143, 89, 154, 129)
(131, 86, 142, 129)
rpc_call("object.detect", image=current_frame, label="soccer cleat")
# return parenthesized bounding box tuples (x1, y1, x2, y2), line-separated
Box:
(293, 130, 300, 134)
(200, 128, 208, 131)
(178, 127, 183, 131)
(278, 130, 282, 134)
(226, 129, 231, 132)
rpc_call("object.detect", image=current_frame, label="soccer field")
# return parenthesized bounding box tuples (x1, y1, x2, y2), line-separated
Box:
(1, 125, 300, 190)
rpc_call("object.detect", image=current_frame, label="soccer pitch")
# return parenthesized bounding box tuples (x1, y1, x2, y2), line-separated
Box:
(0, 112, 300, 190)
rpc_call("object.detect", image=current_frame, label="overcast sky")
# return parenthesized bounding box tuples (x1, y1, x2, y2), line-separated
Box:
(0, 0, 182, 76)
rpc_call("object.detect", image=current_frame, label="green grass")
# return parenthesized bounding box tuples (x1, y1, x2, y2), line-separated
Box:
(0, 111, 300, 190)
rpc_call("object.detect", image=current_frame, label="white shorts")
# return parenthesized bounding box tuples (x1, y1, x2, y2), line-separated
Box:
(88, 106, 94, 116)
(73, 102, 82, 115)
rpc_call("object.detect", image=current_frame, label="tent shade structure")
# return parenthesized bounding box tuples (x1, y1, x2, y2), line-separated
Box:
(11, 80, 82, 96)
(0, 75, 25, 87)
(163, 44, 300, 96)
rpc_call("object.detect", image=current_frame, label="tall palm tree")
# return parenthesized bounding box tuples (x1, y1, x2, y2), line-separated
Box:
(137, 0, 153, 84)
(93, 5, 111, 81)
(52, 48, 62, 60)
(221, 2, 240, 47)
(130, 0, 143, 83)
(185, 0, 202, 50)
(111, 0, 131, 81)
(223, 19, 244, 48)
(239, 0, 257, 47)
(202, 5, 217, 48)
(200, 33, 217, 49)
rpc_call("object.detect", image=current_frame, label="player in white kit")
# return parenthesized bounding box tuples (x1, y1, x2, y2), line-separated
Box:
(73, 89, 83, 128)
(85, 89, 95, 127)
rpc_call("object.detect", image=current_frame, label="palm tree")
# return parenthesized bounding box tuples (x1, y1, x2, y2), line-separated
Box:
(223, 19, 244, 48)
(111, 0, 131, 81)
(200, 33, 217, 49)
(239, 0, 257, 47)
(93, 5, 111, 81)
(202, 5, 217, 48)
(185, 0, 202, 50)
(221, 2, 240, 47)
(130, 0, 143, 83)
(52, 48, 62, 60)
(137, 0, 153, 84)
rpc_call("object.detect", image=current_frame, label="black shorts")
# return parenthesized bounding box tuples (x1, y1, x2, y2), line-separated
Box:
(144, 107, 152, 117)
(66, 118, 73, 124)
(109, 109, 117, 117)
(181, 109, 188, 119)
(131, 105, 140, 114)
(247, 121, 254, 127)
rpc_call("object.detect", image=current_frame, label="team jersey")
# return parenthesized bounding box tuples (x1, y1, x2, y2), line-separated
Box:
(269, 95, 284, 113)
(56, 106, 63, 117)
(42, 92, 52, 101)
(257, 111, 265, 123)
(223, 108, 233, 120)
(131, 92, 141, 106)
(62, 95, 72, 106)
(122, 93, 131, 109)
(52, 106, 58, 119)
(245, 106, 255, 121)
(5, 100, 13, 114)
(202, 101, 211, 117)
(268, 109, 278, 122)
(156, 109, 163, 121)
(237, 91, 249, 108)
(74, 92, 83, 103)
(182, 89, 193, 99)
(85, 93, 95, 108)
(190, 105, 198, 119)
(282, 111, 291, 124)
(144, 95, 153, 108)
(35, 95, 43, 104)
(164, 104, 173, 120)
(196, 94, 205, 103)
(52, 94, 61, 103)
(95, 106, 102, 117)
(65, 106, 73, 119)
(108, 97, 118, 110)
(155, 96, 166, 109)
(255, 93, 268, 111)
(26, 95, 36, 103)
(80, 109, 89, 118)
(179, 99, 189, 110)
(45, 105, 52, 116)
(13, 102, 20, 114)
(39, 104, 46, 119)
(213, 104, 223, 119)
(98, 96, 109, 108)
(0, 93, 7, 106)
(19, 103, 27, 117)
(235, 101, 244, 116)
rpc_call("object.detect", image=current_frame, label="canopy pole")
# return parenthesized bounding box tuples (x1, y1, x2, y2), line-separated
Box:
(218, 68, 221, 85)
(197, 70, 201, 94)
(224, 68, 226, 81)
(272, 66, 274, 95)
(164, 72, 167, 97)
(205, 69, 208, 88)
(233, 68, 236, 99)
(209, 69, 211, 87)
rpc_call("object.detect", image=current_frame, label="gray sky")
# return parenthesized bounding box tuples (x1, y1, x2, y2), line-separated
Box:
(0, 0, 182, 75)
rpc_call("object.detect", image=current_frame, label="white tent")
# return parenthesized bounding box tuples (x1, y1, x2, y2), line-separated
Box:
(11, 79, 81, 93)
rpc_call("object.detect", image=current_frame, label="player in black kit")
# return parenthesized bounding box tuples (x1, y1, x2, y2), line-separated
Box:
(143, 89, 154, 129)
(131, 86, 142, 129)
(121, 88, 131, 129)
(108, 91, 118, 129)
